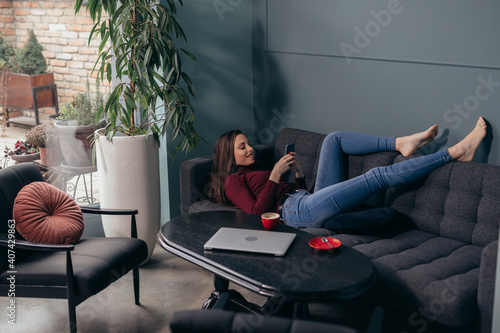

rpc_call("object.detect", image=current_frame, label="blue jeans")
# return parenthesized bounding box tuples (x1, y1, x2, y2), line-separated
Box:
(282, 131, 452, 228)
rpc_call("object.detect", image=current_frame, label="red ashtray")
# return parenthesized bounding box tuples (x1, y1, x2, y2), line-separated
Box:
(309, 237, 342, 251)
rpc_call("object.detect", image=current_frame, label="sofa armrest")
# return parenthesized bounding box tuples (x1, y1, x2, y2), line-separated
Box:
(478, 240, 498, 333)
(81, 207, 139, 238)
(180, 155, 215, 215)
(81, 207, 138, 216)
(0, 234, 74, 252)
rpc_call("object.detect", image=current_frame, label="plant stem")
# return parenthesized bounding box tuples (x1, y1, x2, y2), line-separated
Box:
(130, 0, 137, 128)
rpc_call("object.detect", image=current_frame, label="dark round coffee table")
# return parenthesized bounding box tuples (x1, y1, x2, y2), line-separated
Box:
(157, 211, 376, 316)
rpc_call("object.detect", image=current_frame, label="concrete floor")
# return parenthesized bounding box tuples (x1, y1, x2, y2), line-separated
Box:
(0, 243, 270, 333)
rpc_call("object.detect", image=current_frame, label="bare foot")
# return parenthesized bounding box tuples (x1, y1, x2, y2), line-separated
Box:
(448, 117, 487, 162)
(396, 124, 439, 156)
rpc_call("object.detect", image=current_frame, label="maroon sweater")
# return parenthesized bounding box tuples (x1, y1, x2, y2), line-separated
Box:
(224, 166, 306, 215)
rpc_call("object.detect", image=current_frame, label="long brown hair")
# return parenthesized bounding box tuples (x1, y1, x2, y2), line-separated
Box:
(210, 130, 242, 206)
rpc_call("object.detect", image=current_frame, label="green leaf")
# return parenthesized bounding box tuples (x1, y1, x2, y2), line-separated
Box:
(99, 31, 110, 53)
(110, 113, 116, 128)
(74, 0, 83, 13)
(181, 73, 195, 97)
(106, 63, 112, 83)
(180, 48, 196, 61)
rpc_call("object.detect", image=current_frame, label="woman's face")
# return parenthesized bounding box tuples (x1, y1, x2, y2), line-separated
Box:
(233, 134, 255, 166)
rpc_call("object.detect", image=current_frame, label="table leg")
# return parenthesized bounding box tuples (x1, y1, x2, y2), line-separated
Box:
(214, 275, 229, 292)
(62, 174, 68, 193)
(82, 173, 92, 204)
(202, 275, 264, 315)
(72, 175, 81, 199)
(293, 302, 309, 319)
(202, 275, 229, 310)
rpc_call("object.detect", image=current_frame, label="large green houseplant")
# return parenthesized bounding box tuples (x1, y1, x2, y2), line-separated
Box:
(75, 0, 200, 153)
(75, 0, 200, 260)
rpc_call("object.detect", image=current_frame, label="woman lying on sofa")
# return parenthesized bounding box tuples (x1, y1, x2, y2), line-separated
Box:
(210, 117, 487, 229)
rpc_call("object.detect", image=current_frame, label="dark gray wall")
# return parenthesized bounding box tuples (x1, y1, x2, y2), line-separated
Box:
(253, 0, 499, 163)
(167, 0, 500, 218)
(165, 0, 254, 219)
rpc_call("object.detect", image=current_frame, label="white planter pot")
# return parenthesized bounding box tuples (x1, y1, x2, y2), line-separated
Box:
(95, 131, 160, 262)
(54, 120, 97, 167)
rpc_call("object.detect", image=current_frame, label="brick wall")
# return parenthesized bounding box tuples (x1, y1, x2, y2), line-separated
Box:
(0, 0, 109, 117)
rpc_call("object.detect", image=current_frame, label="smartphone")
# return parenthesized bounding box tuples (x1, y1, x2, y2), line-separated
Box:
(284, 143, 295, 155)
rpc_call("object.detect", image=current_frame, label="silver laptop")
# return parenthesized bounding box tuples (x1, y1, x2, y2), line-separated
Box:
(204, 227, 296, 256)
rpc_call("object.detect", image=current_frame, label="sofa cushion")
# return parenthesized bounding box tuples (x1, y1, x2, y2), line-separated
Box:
(386, 158, 500, 246)
(335, 226, 482, 327)
(189, 200, 241, 214)
(13, 181, 84, 244)
(322, 206, 401, 234)
(190, 200, 334, 236)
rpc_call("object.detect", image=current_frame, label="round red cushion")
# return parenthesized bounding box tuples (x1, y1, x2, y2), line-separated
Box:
(13, 182, 84, 244)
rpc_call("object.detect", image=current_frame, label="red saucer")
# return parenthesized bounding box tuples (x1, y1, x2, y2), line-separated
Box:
(309, 237, 342, 251)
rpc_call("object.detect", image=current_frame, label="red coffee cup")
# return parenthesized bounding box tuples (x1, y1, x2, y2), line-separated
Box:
(261, 212, 280, 230)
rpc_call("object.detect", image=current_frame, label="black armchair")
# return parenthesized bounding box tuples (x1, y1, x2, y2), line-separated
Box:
(0, 163, 148, 332)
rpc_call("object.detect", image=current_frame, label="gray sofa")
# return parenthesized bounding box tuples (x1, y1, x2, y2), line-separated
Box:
(180, 127, 499, 333)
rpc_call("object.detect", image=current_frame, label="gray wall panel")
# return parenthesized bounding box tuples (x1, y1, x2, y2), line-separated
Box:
(254, 0, 499, 166)
(266, 0, 500, 68)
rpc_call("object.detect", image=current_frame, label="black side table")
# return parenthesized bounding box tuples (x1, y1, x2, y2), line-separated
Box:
(157, 211, 377, 318)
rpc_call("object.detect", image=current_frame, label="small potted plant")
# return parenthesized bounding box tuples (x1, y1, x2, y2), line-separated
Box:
(26, 119, 62, 166)
(54, 79, 104, 167)
(0, 31, 56, 111)
(4, 140, 40, 164)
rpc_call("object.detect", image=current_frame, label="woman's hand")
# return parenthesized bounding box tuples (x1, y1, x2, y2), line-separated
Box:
(290, 152, 304, 178)
(269, 152, 303, 183)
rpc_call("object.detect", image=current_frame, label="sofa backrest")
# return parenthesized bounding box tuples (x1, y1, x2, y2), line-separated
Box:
(386, 155, 500, 246)
(274, 128, 399, 206)
(274, 128, 325, 192)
